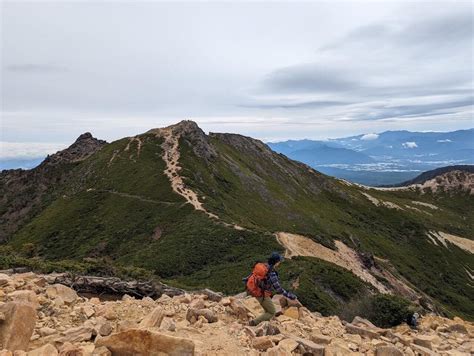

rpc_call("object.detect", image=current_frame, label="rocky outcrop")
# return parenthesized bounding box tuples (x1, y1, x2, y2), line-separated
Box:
(0, 133, 107, 242)
(0, 272, 473, 355)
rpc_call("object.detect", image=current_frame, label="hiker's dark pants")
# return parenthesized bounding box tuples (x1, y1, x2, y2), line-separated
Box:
(254, 296, 276, 325)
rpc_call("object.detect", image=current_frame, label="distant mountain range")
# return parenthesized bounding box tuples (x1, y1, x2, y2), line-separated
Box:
(269, 128, 474, 186)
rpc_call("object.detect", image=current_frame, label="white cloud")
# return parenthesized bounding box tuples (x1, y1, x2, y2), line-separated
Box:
(437, 139, 452, 143)
(0, 141, 68, 159)
(360, 133, 379, 140)
(402, 141, 418, 149)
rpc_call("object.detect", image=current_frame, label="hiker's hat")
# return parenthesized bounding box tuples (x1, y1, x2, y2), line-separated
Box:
(268, 252, 283, 265)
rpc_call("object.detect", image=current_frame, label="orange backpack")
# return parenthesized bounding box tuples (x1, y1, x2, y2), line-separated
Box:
(246, 263, 270, 297)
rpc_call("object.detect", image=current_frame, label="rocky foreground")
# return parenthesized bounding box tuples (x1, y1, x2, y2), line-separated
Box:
(0, 272, 473, 355)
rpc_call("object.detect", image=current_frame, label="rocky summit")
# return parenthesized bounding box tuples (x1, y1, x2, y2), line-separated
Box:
(0, 272, 473, 355)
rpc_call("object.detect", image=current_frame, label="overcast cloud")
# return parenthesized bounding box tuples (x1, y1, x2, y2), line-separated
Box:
(1, 1, 473, 159)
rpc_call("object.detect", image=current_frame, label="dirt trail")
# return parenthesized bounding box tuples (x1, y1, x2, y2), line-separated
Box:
(275, 232, 389, 293)
(156, 128, 219, 219)
(86, 188, 182, 206)
(124, 136, 143, 157)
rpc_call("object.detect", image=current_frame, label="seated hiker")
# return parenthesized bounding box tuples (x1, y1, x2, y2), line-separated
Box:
(244, 252, 297, 326)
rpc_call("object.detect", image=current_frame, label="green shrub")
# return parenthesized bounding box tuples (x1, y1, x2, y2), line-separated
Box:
(339, 293, 411, 328)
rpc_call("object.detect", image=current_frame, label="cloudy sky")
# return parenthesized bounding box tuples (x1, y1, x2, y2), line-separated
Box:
(1, 1, 473, 160)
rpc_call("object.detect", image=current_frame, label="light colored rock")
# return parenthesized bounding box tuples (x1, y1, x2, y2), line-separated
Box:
(353, 316, 377, 328)
(58, 326, 93, 343)
(82, 305, 95, 318)
(447, 323, 468, 334)
(266, 345, 291, 356)
(229, 298, 248, 320)
(414, 334, 440, 350)
(220, 297, 231, 306)
(58, 343, 95, 356)
(311, 333, 332, 345)
(411, 343, 437, 355)
(278, 338, 299, 353)
(46, 284, 78, 305)
(252, 336, 274, 350)
(375, 345, 404, 356)
(0, 350, 13, 356)
(324, 343, 353, 356)
(292, 337, 324, 355)
(38, 327, 57, 337)
(117, 320, 137, 332)
(139, 306, 164, 328)
(254, 321, 280, 336)
(346, 323, 380, 339)
(160, 317, 176, 332)
(0, 302, 37, 351)
(98, 321, 113, 337)
(95, 329, 195, 356)
(283, 307, 299, 320)
(27, 344, 58, 356)
(242, 298, 264, 317)
(90, 298, 100, 305)
(7, 291, 38, 309)
(12, 352, 26, 356)
(186, 308, 217, 324)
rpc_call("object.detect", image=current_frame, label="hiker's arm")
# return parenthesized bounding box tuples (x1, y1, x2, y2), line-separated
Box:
(268, 271, 296, 299)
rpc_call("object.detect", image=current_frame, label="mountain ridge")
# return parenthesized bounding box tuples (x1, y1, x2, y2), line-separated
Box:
(1, 121, 473, 320)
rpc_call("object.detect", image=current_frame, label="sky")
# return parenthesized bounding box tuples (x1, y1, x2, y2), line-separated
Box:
(1, 0, 473, 160)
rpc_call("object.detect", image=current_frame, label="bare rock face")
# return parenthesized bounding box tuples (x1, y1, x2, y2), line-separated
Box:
(41, 132, 107, 166)
(0, 302, 37, 351)
(95, 329, 195, 356)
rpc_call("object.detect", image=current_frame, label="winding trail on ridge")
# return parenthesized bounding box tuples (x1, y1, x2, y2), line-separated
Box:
(155, 127, 219, 219)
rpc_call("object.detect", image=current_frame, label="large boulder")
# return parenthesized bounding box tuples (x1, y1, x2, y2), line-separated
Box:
(46, 284, 78, 305)
(0, 302, 37, 351)
(95, 329, 195, 356)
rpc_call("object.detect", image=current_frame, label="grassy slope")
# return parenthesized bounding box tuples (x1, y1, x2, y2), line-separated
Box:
(179, 134, 474, 319)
